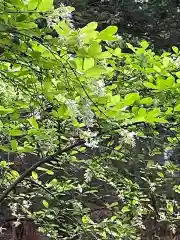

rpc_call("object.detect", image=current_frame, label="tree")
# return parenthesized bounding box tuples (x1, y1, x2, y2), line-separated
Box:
(56, 0, 180, 51)
(0, 0, 180, 239)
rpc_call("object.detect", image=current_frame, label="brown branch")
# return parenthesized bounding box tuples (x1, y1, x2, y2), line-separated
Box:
(0, 141, 83, 204)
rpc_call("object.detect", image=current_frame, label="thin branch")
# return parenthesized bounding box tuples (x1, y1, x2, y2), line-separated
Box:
(0, 140, 84, 203)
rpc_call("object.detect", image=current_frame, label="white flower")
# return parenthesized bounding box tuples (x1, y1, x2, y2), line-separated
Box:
(85, 139, 99, 148)
(0, 227, 6, 233)
(92, 79, 106, 97)
(81, 99, 94, 127)
(121, 130, 136, 147)
(82, 129, 99, 148)
(66, 99, 80, 117)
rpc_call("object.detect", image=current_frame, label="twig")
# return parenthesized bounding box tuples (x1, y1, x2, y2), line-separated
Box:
(0, 141, 84, 203)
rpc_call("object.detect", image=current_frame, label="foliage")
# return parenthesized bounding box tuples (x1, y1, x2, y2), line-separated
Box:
(56, 0, 180, 51)
(0, 0, 180, 239)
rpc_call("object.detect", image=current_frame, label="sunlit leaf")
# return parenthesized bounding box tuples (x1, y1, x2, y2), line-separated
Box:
(32, 171, 38, 180)
(9, 129, 24, 136)
(28, 117, 39, 129)
(38, 0, 54, 12)
(42, 200, 49, 208)
(11, 140, 18, 151)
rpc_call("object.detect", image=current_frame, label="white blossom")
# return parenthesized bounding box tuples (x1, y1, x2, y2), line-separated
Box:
(121, 130, 136, 147)
(82, 129, 99, 148)
(66, 99, 80, 117)
(92, 79, 106, 97)
(81, 99, 94, 127)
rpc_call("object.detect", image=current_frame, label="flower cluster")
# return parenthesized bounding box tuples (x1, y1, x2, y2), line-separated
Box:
(92, 79, 106, 97)
(46, 5, 74, 28)
(66, 98, 95, 127)
(120, 129, 136, 147)
(81, 129, 99, 148)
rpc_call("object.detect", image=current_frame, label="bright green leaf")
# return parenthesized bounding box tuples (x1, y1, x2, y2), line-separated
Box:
(176, 72, 180, 78)
(32, 171, 38, 180)
(98, 26, 118, 41)
(140, 40, 149, 49)
(28, 117, 39, 129)
(174, 104, 180, 112)
(27, 0, 38, 10)
(42, 200, 49, 208)
(9, 129, 24, 136)
(124, 93, 140, 106)
(172, 46, 179, 54)
(121, 206, 130, 213)
(143, 82, 157, 89)
(11, 140, 18, 151)
(140, 97, 153, 105)
(83, 58, 94, 70)
(167, 201, 173, 214)
(88, 43, 102, 57)
(11, 170, 20, 178)
(38, 0, 54, 11)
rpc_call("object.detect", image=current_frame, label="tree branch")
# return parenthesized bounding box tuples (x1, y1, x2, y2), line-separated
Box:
(0, 141, 83, 203)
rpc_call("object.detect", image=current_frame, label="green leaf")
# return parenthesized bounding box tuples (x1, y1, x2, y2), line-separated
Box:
(174, 185, 180, 193)
(96, 51, 112, 59)
(0, 121, 3, 129)
(157, 172, 164, 178)
(172, 46, 179, 54)
(42, 200, 49, 208)
(54, 20, 71, 36)
(132, 199, 138, 205)
(83, 58, 94, 70)
(47, 170, 54, 175)
(176, 71, 180, 78)
(114, 145, 121, 150)
(124, 93, 140, 106)
(143, 82, 157, 89)
(154, 66, 161, 72)
(82, 215, 91, 224)
(11, 170, 20, 178)
(37, 167, 54, 175)
(98, 26, 118, 41)
(0, 146, 12, 152)
(0, 106, 15, 115)
(88, 43, 102, 57)
(163, 57, 170, 67)
(50, 178, 58, 186)
(147, 108, 160, 118)
(74, 57, 83, 71)
(113, 48, 122, 57)
(126, 43, 136, 52)
(110, 202, 119, 208)
(167, 201, 173, 214)
(32, 171, 38, 180)
(174, 104, 180, 112)
(57, 104, 68, 118)
(9, 129, 24, 136)
(38, 0, 54, 11)
(11, 140, 18, 151)
(0, 161, 9, 168)
(85, 66, 107, 78)
(81, 22, 98, 32)
(27, 0, 39, 10)
(28, 117, 39, 129)
(140, 97, 153, 105)
(138, 108, 147, 117)
(147, 160, 154, 168)
(121, 206, 130, 213)
(140, 40, 149, 49)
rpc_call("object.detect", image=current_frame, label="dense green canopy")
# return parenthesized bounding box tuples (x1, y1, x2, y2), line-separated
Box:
(0, 0, 180, 239)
